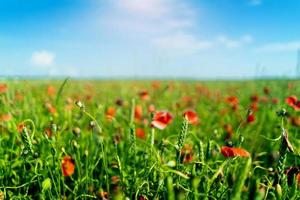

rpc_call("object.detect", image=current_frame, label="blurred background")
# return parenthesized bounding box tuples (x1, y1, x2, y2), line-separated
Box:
(0, 0, 300, 79)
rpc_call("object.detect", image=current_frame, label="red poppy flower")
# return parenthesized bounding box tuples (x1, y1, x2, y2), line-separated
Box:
(247, 114, 255, 123)
(152, 81, 160, 89)
(61, 156, 75, 176)
(181, 144, 193, 163)
(250, 95, 259, 102)
(297, 173, 300, 187)
(285, 96, 300, 111)
(45, 103, 57, 114)
(148, 104, 155, 113)
(286, 96, 297, 107)
(136, 128, 146, 139)
(250, 102, 258, 111)
(139, 90, 149, 100)
(226, 96, 238, 105)
(17, 123, 25, 133)
(44, 128, 52, 138)
(134, 105, 143, 121)
(106, 107, 116, 120)
(151, 111, 172, 130)
(183, 109, 199, 125)
(221, 146, 250, 157)
(271, 98, 279, 104)
(47, 86, 56, 97)
(0, 83, 8, 94)
(1, 114, 12, 122)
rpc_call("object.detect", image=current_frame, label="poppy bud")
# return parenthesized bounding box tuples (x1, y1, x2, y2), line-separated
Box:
(75, 101, 85, 109)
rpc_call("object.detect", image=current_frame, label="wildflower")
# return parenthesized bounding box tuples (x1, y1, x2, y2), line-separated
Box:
(45, 102, 56, 114)
(221, 146, 250, 157)
(61, 156, 75, 176)
(47, 86, 56, 97)
(136, 128, 146, 139)
(17, 122, 25, 133)
(106, 107, 116, 120)
(134, 105, 143, 121)
(181, 144, 193, 163)
(44, 128, 52, 138)
(226, 96, 238, 105)
(1, 114, 12, 122)
(285, 96, 300, 111)
(250, 95, 259, 102)
(148, 104, 155, 113)
(183, 109, 199, 125)
(151, 111, 172, 130)
(138, 90, 149, 100)
(0, 83, 8, 94)
(247, 114, 255, 123)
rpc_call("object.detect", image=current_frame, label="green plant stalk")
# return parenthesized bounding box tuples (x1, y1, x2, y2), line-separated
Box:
(231, 157, 252, 200)
(176, 117, 189, 166)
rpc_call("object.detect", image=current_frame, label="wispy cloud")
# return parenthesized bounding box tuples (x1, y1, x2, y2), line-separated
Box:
(151, 32, 213, 51)
(31, 50, 55, 66)
(152, 33, 253, 51)
(255, 41, 300, 52)
(102, 0, 194, 35)
(101, 0, 253, 53)
(216, 34, 253, 48)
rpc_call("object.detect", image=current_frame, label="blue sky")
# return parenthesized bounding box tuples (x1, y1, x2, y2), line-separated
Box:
(1, 0, 300, 79)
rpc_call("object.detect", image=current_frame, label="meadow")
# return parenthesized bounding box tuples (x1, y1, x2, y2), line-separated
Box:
(0, 79, 299, 199)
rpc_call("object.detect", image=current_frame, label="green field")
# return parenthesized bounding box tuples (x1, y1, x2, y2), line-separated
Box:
(0, 80, 299, 199)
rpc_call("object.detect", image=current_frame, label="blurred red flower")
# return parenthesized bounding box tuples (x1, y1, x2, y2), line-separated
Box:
(221, 146, 250, 157)
(136, 128, 146, 139)
(183, 109, 199, 125)
(134, 105, 143, 121)
(47, 86, 56, 97)
(285, 96, 300, 111)
(106, 107, 116, 120)
(151, 111, 172, 130)
(247, 114, 255, 123)
(0, 83, 8, 94)
(226, 96, 238, 105)
(61, 156, 75, 176)
(139, 90, 149, 100)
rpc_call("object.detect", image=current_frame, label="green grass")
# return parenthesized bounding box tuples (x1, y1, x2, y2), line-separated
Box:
(0, 79, 299, 199)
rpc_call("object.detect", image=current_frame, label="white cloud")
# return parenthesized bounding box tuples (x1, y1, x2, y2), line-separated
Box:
(152, 32, 213, 51)
(101, 0, 195, 35)
(152, 33, 253, 51)
(255, 41, 300, 53)
(216, 34, 253, 48)
(31, 50, 55, 66)
(101, 1, 253, 53)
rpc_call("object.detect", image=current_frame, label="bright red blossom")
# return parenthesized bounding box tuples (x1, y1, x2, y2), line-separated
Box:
(247, 114, 255, 123)
(134, 105, 143, 121)
(136, 128, 146, 139)
(151, 111, 172, 130)
(221, 146, 250, 157)
(285, 96, 300, 111)
(106, 107, 116, 120)
(61, 156, 75, 176)
(183, 109, 199, 125)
